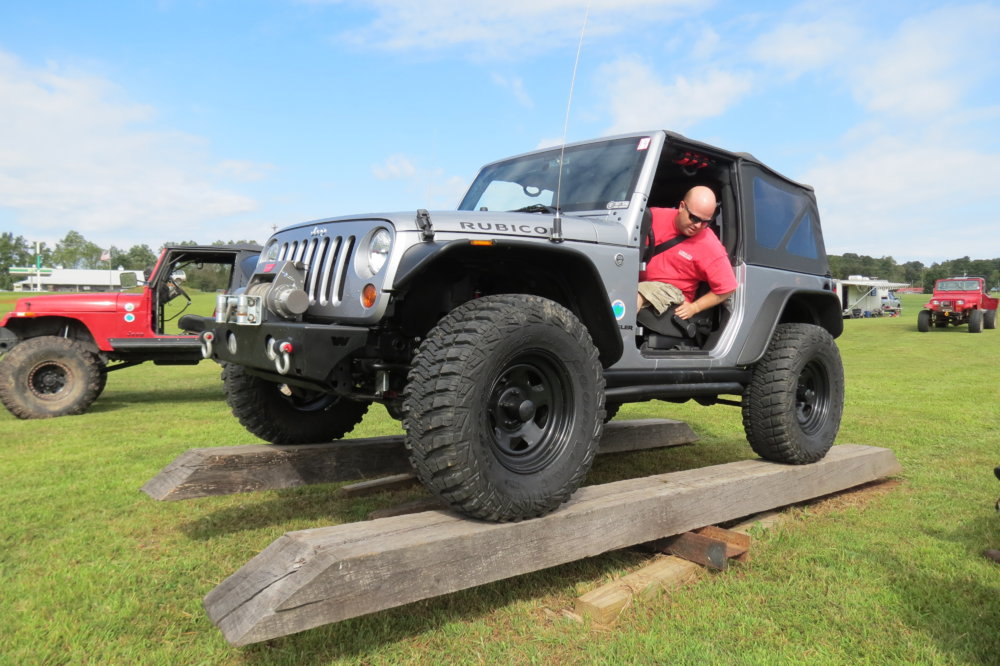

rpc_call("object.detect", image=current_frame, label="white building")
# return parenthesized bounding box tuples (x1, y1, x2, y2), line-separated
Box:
(12, 269, 144, 292)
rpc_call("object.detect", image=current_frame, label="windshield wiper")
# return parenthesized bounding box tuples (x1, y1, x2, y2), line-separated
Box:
(510, 203, 558, 214)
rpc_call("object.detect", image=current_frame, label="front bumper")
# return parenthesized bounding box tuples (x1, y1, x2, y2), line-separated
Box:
(204, 319, 371, 385)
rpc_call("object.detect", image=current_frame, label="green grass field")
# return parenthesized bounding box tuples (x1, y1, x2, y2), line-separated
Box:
(1, 293, 998, 664)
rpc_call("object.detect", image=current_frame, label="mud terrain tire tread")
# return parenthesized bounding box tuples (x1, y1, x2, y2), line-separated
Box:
(0, 336, 102, 419)
(985, 309, 997, 330)
(742, 323, 844, 464)
(222, 363, 370, 444)
(969, 308, 982, 333)
(403, 294, 604, 522)
(917, 310, 931, 333)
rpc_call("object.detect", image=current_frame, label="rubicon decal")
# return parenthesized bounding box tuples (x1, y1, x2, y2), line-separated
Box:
(459, 222, 550, 235)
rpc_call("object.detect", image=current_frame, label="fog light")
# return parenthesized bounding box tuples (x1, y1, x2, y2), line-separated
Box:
(361, 284, 378, 308)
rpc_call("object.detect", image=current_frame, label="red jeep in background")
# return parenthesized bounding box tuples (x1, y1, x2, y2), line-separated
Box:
(0, 244, 260, 419)
(917, 276, 998, 333)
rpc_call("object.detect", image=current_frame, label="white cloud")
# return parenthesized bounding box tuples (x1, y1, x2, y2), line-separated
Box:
(492, 73, 533, 108)
(848, 4, 1000, 120)
(319, 0, 706, 58)
(598, 56, 753, 134)
(750, 17, 860, 77)
(371, 153, 468, 208)
(0, 51, 260, 248)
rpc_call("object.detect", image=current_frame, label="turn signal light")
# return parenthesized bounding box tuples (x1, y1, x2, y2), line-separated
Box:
(362, 284, 378, 308)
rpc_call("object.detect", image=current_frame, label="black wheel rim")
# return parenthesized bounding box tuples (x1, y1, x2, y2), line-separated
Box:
(795, 358, 830, 434)
(487, 350, 573, 475)
(28, 361, 71, 399)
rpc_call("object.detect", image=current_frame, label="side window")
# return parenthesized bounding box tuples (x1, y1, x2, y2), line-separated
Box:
(742, 166, 828, 274)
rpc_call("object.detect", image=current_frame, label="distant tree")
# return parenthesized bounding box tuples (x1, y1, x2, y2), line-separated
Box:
(119, 244, 159, 272)
(0, 233, 33, 290)
(52, 231, 102, 269)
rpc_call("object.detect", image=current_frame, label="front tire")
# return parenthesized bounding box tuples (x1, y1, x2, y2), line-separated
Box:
(0, 336, 102, 419)
(917, 310, 931, 332)
(969, 309, 983, 333)
(222, 364, 370, 444)
(742, 323, 844, 464)
(403, 295, 605, 522)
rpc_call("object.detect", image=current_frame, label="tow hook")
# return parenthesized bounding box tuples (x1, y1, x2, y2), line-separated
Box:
(200, 331, 214, 359)
(267, 338, 294, 375)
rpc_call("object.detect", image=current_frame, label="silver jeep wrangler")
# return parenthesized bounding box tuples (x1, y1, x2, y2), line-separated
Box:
(200, 131, 844, 522)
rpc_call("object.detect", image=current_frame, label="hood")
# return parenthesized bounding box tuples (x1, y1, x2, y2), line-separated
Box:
(284, 209, 628, 245)
(4, 292, 139, 315)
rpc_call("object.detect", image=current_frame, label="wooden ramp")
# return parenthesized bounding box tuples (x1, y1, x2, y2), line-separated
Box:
(203, 444, 900, 646)
(141, 418, 696, 501)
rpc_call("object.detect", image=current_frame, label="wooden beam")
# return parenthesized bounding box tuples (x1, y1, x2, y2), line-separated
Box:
(142, 418, 696, 502)
(203, 444, 901, 645)
(575, 514, 780, 624)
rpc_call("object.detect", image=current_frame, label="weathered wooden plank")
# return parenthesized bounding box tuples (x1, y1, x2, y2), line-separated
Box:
(662, 531, 730, 570)
(575, 556, 701, 625)
(575, 513, 780, 624)
(142, 418, 696, 501)
(140, 438, 413, 501)
(203, 444, 901, 645)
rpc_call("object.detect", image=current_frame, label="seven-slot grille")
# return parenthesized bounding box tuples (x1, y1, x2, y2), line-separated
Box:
(276, 235, 357, 306)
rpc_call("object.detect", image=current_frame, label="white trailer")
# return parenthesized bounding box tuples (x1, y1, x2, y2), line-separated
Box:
(833, 276, 909, 318)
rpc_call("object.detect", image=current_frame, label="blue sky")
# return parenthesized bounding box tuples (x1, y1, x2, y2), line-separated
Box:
(1, 0, 997, 263)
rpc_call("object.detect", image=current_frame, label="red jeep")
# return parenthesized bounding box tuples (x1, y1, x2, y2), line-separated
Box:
(917, 276, 998, 333)
(0, 244, 260, 418)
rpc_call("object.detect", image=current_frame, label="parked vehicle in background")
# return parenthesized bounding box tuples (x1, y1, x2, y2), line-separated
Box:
(917, 276, 998, 333)
(0, 244, 261, 418)
(833, 276, 906, 318)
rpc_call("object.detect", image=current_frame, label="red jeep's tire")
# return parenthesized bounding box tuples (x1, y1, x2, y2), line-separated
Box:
(983, 309, 996, 330)
(917, 310, 931, 332)
(0, 336, 103, 419)
(742, 323, 844, 464)
(222, 363, 370, 444)
(969, 309, 983, 333)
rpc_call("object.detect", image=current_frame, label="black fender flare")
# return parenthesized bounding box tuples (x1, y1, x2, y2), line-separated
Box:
(393, 239, 624, 367)
(736, 288, 842, 366)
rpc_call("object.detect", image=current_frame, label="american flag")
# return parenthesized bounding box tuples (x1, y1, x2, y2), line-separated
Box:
(100, 249, 110, 262)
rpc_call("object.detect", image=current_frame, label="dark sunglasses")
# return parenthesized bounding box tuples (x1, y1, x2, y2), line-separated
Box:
(683, 201, 718, 225)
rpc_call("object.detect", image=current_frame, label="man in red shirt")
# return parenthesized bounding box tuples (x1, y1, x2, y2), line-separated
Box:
(637, 185, 737, 322)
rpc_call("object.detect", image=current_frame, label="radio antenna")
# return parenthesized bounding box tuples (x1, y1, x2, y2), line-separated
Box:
(551, 2, 591, 243)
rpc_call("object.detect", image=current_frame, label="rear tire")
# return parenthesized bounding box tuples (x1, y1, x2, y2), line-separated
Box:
(742, 323, 844, 464)
(0, 336, 102, 419)
(985, 309, 997, 330)
(969, 309, 983, 333)
(917, 310, 931, 332)
(222, 364, 370, 444)
(403, 295, 604, 522)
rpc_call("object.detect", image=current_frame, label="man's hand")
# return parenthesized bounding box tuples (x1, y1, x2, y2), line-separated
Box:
(674, 290, 735, 320)
(674, 301, 699, 319)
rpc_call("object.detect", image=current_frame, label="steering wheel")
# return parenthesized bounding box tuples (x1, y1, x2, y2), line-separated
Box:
(165, 278, 191, 303)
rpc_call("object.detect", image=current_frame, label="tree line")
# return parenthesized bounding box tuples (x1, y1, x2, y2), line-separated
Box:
(0, 231, 258, 291)
(828, 254, 1000, 292)
(2, 230, 997, 293)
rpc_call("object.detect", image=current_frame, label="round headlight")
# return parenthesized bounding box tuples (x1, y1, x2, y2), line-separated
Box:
(368, 228, 391, 274)
(263, 239, 281, 262)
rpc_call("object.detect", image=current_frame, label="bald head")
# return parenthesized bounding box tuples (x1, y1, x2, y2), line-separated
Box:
(683, 186, 717, 220)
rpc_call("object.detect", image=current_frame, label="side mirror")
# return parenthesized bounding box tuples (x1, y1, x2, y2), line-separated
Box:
(119, 272, 138, 289)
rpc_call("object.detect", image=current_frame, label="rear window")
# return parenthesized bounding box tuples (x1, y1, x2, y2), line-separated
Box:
(741, 166, 828, 274)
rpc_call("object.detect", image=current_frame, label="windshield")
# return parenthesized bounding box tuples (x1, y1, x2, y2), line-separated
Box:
(459, 136, 650, 213)
(937, 280, 980, 291)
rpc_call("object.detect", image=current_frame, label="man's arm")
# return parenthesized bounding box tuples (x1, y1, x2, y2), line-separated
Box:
(674, 290, 734, 320)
